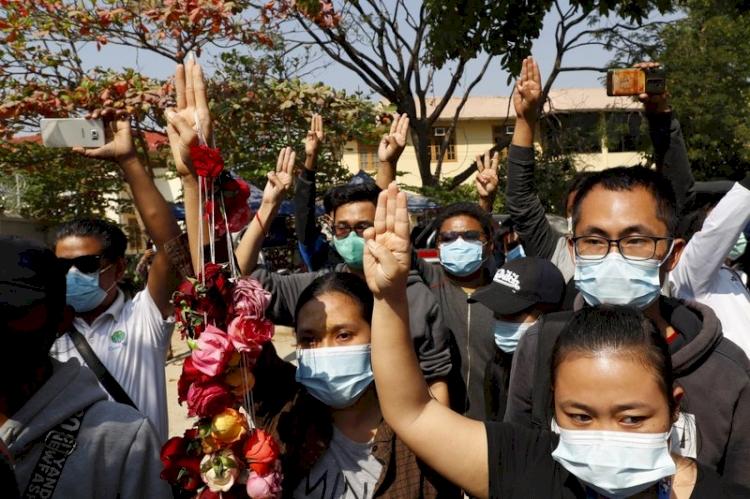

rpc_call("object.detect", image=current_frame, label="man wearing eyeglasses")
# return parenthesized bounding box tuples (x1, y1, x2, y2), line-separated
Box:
(47, 108, 183, 442)
(503, 165, 750, 486)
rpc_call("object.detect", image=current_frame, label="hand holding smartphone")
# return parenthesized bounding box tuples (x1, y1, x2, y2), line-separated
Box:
(40, 118, 106, 148)
(606, 67, 666, 96)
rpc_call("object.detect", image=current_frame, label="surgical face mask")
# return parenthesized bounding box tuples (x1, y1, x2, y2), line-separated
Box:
(65, 265, 114, 313)
(334, 232, 365, 269)
(575, 252, 668, 309)
(440, 239, 484, 276)
(729, 233, 747, 261)
(493, 319, 536, 354)
(550, 421, 675, 499)
(296, 344, 374, 409)
(505, 244, 525, 261)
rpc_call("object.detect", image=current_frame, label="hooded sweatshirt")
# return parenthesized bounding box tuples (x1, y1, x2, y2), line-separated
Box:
(504, 297, 750, 487)
(0, 359, 171, 498)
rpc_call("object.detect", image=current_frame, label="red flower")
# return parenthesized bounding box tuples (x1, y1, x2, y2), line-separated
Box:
(226, 205, 251, 233)
(229, 277, 271, 319)
(198, 489, 238, 499)
(190, 144, 224, 178)
(227, 315, 274, 354)
(160, 433, 202, 491)
(177, 356, 209, 405)
(186, 380, 236, 418)
(243, 429, 280, 476)
(191, 325, 234, 377)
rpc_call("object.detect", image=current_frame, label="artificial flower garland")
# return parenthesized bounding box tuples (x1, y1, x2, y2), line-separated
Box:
(161, 140, 282, 499)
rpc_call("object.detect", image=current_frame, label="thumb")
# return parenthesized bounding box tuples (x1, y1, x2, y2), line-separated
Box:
(167, 111, 197, 145)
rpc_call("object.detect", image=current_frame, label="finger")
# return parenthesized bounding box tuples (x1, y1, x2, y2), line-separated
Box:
(267, 172, 282, 191)
(521, 56, 528, 84)
(276, 147, 287, 171)
(492, 151, 500, 169)
(366, 238, 399, 272)
(475, 154, 484, 173)
(532, 59, 541, 86)
(397, 114, 409, 136)
(166, 110, 198, 147)
(185, 59, 196, 109)
(483, 150, 491, 170)
(192, 64, 209, 114)
(285, 150, 296, 174)
(386, 182, 398, 233)
(314, 113, 322, 133)
(387, 136, 399, 151)
(389, 113, 399, 136)
(175, 64, 187, 110)
(309, 113, 316, 133)
(395, 190, 409, 241)
(374, 190, 387, 235)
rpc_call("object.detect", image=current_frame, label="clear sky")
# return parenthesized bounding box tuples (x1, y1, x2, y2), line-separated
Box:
(77, 4, 680, 101)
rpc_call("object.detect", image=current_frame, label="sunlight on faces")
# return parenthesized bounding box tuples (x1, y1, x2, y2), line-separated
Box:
(439, 216, 491, 254)
(554, 352, 678, 433)
(295, 292, 372, 349)
(333, 202, 376, 233)
(568, 186, 682, 274)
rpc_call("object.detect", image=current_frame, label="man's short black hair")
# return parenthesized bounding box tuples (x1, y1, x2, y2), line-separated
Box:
(572, 166, 678, 236)
(564, 171, 596, 210)
(435, 202, 494, 240)
(54, 218, 128, 262)
(323, 183, 382, 216)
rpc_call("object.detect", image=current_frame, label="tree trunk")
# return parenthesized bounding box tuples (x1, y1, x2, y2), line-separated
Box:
(410, 124, 437, 187)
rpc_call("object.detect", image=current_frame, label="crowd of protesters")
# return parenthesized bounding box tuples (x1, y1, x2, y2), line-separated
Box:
(1, 53, 750, 499)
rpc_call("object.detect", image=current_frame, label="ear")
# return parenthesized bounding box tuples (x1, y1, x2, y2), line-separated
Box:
(323, 214, 333, 226)
(567, 236, 575, 263)
(672, 385, 685, 423)
(662, 238, 686, 272)
(114, 256, 127, 281)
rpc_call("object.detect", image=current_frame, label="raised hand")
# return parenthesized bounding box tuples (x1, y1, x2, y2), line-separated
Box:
(633, 61, 670, 114)
(363, 182, 410, 298)
(513, 56, 542, 124)
(378, 113, 409, 164)
(262, 147, 296, 205)
(73, 108, 136, 160)
(165, 59, 212, 179)
(475, 150, 500, 199)
(304, 113, 324, 170)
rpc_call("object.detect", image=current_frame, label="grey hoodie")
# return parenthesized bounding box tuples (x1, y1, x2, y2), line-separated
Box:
(1, 359, 171, 498)
(505, 297, 750, 487)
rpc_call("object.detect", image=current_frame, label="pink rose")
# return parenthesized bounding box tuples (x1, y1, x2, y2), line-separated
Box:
(186, 380, 235, 418)
(191, 325, 234, 377)
(246, 467, 282, 499)
(227, 315, 274, 354)
(230, 277, 271, 319)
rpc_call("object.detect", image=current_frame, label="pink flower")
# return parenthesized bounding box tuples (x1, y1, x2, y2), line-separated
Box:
(230, 277, 271, 319)
(191, 325, 234, 377)
(227, 315, 274, 354)
(246, 466, 282, 499)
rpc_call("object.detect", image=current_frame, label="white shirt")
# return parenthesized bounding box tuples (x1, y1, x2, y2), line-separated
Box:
(669, 182, 750, 358)
(49, 288, 174, 441)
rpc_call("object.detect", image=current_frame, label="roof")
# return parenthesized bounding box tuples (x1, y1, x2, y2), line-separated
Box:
(419, 87, 642, 121)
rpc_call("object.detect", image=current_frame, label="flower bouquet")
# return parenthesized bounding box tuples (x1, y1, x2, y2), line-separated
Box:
(161, 141, 282, 498)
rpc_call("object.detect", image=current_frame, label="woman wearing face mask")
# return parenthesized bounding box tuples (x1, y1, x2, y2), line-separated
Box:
(250, 272, 459, 499)
(363, 184, 749, 499)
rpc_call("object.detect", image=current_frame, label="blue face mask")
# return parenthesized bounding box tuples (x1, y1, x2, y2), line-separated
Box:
(505, 244, 526, 261)
(334, 233, 365, 270)
(550, 421, 675, 499)
(729, 233, 747, 261)
(493, 319, 536, 354)
(296, 344, 374, 408)
(574, 252, 668, 309)
(66, 266, 113, 313)
(440, 239, 484, 276)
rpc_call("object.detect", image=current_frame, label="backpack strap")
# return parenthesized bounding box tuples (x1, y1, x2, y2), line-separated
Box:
(21, 407, 89, 499)
(531, 311, 572, 430)
(68, 327, 137, 409)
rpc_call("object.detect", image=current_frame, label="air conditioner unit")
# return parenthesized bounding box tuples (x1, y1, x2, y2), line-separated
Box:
(505, 125, 515, 134)
(433, 127, 446, 137)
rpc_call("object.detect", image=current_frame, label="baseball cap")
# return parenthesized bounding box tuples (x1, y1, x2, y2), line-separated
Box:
(469, 257, 565, 316)
(0, 236, 63, 309)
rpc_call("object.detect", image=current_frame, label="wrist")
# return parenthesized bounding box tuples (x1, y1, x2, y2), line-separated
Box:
(117, 151, 139, 165)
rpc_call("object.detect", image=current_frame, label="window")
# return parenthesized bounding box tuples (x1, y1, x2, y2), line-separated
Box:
(428, 127, 456, 162)
(358, 145, 378, 172)
(605, 112, 644, 152)
(541, 112, 602, 155)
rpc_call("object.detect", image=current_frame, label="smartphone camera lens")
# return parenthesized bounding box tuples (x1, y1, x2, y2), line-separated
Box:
(90, 130, 100, 139)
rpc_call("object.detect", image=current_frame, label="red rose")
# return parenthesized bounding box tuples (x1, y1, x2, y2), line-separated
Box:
(190, 144, 224, 178)
(198, 489, 238, 499)
(243, 429, 280, 476)
(186, 380, 236, 418)
(160, 434, 202, 490)
(227, 315, 274, 354)
(178, 356, 209, 405)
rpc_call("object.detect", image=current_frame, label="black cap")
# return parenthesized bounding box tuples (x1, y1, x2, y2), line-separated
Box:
(0, 236, 62, 308)
(470, 257, 565, 315)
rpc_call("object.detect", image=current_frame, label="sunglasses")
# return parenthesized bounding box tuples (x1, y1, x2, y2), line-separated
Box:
(437, 230, 485, 244)
(58, 255, 103, 274)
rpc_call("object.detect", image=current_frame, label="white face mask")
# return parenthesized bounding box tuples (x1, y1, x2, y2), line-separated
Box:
(493, 319, 536, 354)
(550, 419, 675, 499)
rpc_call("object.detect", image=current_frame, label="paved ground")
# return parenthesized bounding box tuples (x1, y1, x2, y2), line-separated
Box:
(165, 325, 298, 437)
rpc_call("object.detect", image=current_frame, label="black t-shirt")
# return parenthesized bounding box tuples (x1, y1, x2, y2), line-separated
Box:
(485, 422, 750, 499)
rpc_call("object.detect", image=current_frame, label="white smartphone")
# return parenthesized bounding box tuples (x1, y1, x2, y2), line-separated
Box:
(40, 118, 106, 148)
